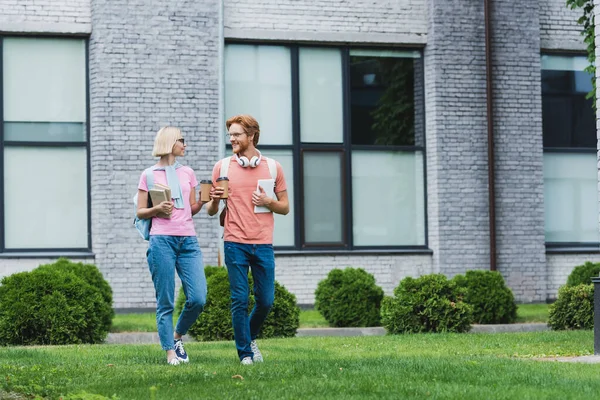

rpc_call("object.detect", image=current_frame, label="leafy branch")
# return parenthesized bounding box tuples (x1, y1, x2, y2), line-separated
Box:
(567, 0, 596, 108)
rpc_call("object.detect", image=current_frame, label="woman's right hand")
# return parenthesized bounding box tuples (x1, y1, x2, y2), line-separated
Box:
(210, 186, 225, 202)
(156, 201, 174, 216)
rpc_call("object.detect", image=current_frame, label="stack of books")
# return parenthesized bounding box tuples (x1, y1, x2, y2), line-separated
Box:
(149, 183, 172, 218)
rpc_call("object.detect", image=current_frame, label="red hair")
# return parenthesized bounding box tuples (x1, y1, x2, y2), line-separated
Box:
(226, 114, 260, 146)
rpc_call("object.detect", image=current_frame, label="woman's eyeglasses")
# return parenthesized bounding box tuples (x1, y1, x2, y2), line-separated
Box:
(176, 138, 185, 145)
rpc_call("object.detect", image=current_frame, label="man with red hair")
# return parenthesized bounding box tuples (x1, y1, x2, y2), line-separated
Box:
(207, 114, 289, 365)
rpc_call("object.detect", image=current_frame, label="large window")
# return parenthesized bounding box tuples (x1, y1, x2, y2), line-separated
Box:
(1, 37, 90, 251)
(225, 44, 426, 250)
(542, 54, 599, 245)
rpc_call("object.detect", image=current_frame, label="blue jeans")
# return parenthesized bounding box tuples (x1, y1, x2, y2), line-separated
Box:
(147, 235, 207, 351)
(224, 241, 275, 360)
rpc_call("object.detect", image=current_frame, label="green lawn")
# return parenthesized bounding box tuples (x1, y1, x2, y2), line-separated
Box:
(516, 303, 550, 323)
(1, 331, 598, 399)
(111, 304, 550, 333)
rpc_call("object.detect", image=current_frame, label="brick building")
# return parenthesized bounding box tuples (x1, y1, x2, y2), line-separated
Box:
(0, 0, 598, 308)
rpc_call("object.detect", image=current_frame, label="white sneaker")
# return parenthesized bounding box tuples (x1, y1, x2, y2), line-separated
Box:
(250, 340, 263, 362)
(240, 356, 253, 365)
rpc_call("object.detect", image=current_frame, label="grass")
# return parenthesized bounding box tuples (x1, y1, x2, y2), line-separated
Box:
(516, 303, 550, 323)
(1, 331, 599, 399)
(111, 304, 550, 333)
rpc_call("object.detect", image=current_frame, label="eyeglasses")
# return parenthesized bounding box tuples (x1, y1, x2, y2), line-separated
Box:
(176, 138, 185, 145)
(226, 132, 246, 139)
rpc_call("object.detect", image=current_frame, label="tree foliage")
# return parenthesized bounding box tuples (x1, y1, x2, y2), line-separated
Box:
(567, 0, 596, 108)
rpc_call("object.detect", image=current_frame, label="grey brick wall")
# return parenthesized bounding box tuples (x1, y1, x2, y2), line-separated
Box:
(0, 256, 94, 281)
(491, 1, 546, 302)
(539, 0, 586, 50)
(275, 254, 433, 305)
(0, 0, 91, 34)
(224, 0, 426, 44)
(424, 0, 491, 277)
(89, 0, 222, 308)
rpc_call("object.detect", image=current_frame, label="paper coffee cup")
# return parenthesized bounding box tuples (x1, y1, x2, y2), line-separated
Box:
(200, 180, 212, 202)
(216, 177, 229, 199)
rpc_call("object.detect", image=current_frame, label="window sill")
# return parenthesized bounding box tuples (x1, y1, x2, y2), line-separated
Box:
(0, 251, 95, 259)
(545, 244, 600, 254)
(274, 248, 433, 256)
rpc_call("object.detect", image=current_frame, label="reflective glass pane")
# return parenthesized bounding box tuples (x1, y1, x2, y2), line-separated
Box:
(352, 150, 425, 246)
(260, 150, 295, 247)
(299, 48, 343, 143)
(4, 122, 86, 142)
(303, 152, 343, 244)
(349, 50, 420, 146)
(225, 44, 292, 145)
(544, 153, 599, 242)
(3, 38, 86, 126)
(541, 54, 595, 148)
(4, 147, 89, 249)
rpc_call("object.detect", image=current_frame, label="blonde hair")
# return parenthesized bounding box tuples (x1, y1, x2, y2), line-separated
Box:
(152, 126, 182, 157)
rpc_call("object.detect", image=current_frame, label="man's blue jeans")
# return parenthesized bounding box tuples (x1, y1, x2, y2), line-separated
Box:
(147, 235, 207, 351)
(224, 241, 275, 360)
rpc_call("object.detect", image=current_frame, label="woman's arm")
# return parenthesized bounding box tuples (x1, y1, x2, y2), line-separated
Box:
(136, 189, 173, 219)
(190, 187, 203, 216)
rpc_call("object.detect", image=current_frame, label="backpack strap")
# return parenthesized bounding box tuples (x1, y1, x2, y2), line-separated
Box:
(266, 158, 277, 180)
(145, 168, 155, 190)
(219, 156, 232, 178)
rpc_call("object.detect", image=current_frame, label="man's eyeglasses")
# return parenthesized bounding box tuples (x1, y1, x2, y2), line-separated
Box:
(176, 138, 185, 145)
(226, 132, 246, 139)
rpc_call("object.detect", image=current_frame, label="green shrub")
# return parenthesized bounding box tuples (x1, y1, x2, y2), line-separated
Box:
(175, 267, 300, 341)
(566, 261, 600, 287)
(314, 268, 384, 327)
(381, 274, 473, 334)
(37, 258, 114, 332)
(548, 284, 594, 330)
(453, 270, 517, 324)
(0, 268, 112, 345)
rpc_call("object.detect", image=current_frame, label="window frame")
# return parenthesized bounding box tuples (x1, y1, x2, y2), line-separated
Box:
(225, 41, 428, 252)
(0, 35, 92, 254)
(541, 51, 599, 251)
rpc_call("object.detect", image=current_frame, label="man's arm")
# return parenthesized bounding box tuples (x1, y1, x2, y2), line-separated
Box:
(252, 188, 289, 215)
(206, 186, 224, 216)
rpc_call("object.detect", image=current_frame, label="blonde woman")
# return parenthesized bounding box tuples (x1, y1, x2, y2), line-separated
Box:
(136, 126, 207, 365)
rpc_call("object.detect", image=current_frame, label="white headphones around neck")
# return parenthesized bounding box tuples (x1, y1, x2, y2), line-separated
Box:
(235, 150, 262, 168)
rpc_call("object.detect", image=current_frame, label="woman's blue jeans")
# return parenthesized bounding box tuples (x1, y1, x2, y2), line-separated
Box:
(224, 241, 275, 360)
(147, 235, 207, 351)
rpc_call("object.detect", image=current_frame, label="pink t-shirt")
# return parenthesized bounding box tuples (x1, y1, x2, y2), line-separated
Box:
(138, 166, 198, 237)
(212, 157, 287, 244)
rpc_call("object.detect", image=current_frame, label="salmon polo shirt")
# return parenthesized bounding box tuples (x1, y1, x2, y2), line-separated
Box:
(212, 157, 287, 244)
(138, 166, 198, 237)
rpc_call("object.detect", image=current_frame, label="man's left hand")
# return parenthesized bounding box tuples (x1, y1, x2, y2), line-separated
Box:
(252, 186, 273, 207)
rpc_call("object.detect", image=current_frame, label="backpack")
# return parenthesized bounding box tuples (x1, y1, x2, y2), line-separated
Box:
(133, 168, 155, 240)
(218, 156, 277, 227)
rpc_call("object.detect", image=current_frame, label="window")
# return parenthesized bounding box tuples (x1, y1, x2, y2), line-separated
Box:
(1, 37, 90, 251)
(541, 54, 599, 244)
(225, 44, 426, 250)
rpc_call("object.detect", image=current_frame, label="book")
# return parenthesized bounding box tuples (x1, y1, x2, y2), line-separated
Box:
(254, 178, 275, 214)
(149, 184, 172, 218)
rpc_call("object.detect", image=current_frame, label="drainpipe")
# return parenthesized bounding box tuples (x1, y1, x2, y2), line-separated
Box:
(484, 0, 497, 271)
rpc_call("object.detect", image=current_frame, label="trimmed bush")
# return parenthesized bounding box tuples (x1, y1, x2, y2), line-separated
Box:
(37, 258, 114, 332)
(566, 261, 600, 287)
(548, 284, 594, 330)
(453, 270, 517, 324)
(314, 268, 384, 327)
(381, 274, 473, 334)
(175, 267, 300, 341)
(0, 267, 112, 345)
